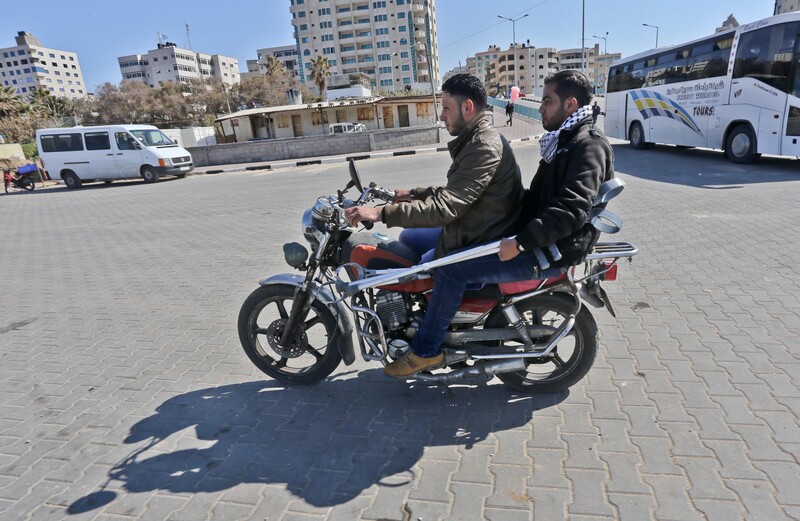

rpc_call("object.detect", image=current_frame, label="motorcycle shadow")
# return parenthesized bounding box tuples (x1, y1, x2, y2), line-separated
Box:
(69, 369, 567, 513)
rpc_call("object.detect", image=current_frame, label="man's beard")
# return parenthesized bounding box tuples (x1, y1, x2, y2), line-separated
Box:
(448, 111, 467, 136)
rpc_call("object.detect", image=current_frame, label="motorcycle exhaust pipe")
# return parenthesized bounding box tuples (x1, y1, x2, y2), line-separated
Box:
(413, 358, 527, 384)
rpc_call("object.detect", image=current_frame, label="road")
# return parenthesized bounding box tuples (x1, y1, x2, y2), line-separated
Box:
(0, 141, 799, 520)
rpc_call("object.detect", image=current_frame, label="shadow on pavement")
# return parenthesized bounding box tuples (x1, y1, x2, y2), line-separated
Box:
(69, 370, 566, 513)
(613, 143, 800, 188)
(3, 177, 182, 196)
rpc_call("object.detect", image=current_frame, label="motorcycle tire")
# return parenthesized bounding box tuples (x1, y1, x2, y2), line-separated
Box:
(21, 178, 34, 191)
(485, 293, 598, 394)
(238, 284, 342, 385)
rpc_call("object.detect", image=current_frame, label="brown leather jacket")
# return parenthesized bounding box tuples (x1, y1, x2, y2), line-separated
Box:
(382, 112, 524, 258)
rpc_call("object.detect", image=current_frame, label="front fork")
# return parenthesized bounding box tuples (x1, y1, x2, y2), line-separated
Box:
(279, 233, 330, 346)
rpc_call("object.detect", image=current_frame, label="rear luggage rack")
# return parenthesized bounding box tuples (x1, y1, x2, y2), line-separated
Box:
(586, 241, 638, 260)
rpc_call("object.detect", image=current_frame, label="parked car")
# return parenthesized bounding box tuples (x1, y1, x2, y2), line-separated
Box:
(36, 124, 194, 189)
(328, 123, 367, 135)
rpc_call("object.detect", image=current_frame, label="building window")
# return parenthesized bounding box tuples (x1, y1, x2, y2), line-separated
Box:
(374, 14, 388, 22)
(357, 107, 373, 120)
(318, 8, 331, 15)
(277, 115, 289, 127)
(398, 12, 405, 18)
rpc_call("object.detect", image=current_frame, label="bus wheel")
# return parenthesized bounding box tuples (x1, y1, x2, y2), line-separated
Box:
(629, 122, 650, 149)
(62, 171, 82, 189)
(725, 125, 757, 164)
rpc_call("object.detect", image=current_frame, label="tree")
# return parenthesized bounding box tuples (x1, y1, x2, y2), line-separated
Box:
(310, 55, 332, 98)
(88, 81, 152, 125)
(28, 88, 76, 127)
(234, 68, 298, 109)
(0, 85, 24, 118)
(264, 55, 285, 77)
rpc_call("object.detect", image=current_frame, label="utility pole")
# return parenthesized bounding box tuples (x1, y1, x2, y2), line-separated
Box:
(581, 0, 586, 75)
(498, 13, 529, 90)
(593, 32, 608, 93)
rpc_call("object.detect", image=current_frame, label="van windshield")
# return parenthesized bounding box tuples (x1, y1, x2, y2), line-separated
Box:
(130, 129, 175, 146)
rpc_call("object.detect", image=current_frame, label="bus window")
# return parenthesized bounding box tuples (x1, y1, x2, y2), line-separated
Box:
(687, 36, 733, 80)
(788, 106, 800, 136)
(733, 22, 798, 93)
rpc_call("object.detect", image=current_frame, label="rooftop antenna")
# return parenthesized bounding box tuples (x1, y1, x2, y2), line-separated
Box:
(185, 22, 192, 50)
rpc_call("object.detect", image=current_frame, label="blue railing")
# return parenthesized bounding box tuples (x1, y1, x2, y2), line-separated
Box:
(487, 97, 542, 122)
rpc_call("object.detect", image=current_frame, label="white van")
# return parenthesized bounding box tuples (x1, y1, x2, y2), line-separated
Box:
(36, 124, 194, 189)
(328, 122, 367, 134)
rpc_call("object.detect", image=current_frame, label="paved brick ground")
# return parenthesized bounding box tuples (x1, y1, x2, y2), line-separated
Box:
(0, 141, 798, 520)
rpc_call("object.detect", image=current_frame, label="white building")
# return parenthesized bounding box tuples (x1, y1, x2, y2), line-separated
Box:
(289, 0, 440, 93)
(467, 45, 500, 87)
(118, 42, 240, 88)
(468, 43, 559, 97)
(0, 31, 88, 99)
(244, 44, 299, 80)
(441, 65, 468, 84)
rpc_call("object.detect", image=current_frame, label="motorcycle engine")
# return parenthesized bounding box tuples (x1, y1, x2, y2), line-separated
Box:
(375, 290, 411, 333)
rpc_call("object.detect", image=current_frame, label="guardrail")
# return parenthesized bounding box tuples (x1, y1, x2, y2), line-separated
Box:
(488, 97, 542, 122)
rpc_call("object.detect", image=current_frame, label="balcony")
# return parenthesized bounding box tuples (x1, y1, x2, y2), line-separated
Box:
(414, 30, 426, 40)
(414, 17, 424, 25)
(412, 4, 424, 12)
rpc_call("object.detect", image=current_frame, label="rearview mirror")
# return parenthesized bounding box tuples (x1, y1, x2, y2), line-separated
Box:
(348, 159, 363, 192)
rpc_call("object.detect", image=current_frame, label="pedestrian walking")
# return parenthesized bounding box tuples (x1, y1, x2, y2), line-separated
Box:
(505, 102, 514, 126)
(592, 101, 601, 124)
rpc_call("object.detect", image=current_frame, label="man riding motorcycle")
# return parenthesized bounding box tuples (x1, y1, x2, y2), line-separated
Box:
(344, 73, 525, 375)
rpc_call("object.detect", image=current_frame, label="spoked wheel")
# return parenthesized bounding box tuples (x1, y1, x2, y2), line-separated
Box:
(486, 293, 598, 393)
(238, 284, 341, 385)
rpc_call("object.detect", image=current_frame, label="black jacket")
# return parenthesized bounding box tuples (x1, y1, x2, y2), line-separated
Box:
(515, 116, 614, 267)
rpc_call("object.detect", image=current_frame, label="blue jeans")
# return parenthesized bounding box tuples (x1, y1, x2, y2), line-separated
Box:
(411, 248, 546, 358)
(399, 227, 440, 263)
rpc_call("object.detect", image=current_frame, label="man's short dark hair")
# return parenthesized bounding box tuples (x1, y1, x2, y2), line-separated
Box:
(441, 74, 487, 111)
(544, 70, 593, 107)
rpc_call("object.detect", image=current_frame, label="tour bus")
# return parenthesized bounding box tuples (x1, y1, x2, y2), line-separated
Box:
(37, 124, 194, 189)
(605, 12, 800, 163)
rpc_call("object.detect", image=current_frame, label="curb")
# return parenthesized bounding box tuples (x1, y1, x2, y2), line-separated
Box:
(191, 134, 542, 176)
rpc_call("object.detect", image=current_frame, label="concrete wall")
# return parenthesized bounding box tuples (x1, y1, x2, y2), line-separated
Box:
(187, 124, 447, 167)
(0, 144, 26, 160)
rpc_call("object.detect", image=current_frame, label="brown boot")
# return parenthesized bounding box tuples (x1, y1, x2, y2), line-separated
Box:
(384, 351, 444, 378)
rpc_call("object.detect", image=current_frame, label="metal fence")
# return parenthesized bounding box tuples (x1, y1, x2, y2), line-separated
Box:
(487, 97, 542, 122)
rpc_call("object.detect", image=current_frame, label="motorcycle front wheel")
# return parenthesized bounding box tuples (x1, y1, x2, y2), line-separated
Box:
(485, 293, 598, 394)
(238, 284, 342, 385)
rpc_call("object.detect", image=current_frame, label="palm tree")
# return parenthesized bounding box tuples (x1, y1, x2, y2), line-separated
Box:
(0, 85, 24, 117)
(264, 55, 285, 77)
(309, 55, 332, 98)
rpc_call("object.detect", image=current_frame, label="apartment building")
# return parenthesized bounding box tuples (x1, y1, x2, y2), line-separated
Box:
(0, 31, 87, 99)
(244, 45, 299, 80)
(118, 42, 240, 88)
(468, 43, 558, 97)
(775, 0, 800, 13)
(289, 0, 440, 93)
(467, 45, 500, 85)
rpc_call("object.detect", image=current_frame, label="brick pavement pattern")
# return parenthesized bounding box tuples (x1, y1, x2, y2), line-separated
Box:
(0, 142, 798, 520)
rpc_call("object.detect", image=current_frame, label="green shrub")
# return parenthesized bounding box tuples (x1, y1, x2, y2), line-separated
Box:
(21, 141, 38, 160)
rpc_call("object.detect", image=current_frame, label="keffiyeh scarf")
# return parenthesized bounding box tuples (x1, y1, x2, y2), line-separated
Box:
(538, 105, 593, 163)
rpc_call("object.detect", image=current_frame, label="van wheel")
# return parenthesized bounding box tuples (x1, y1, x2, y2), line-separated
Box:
(629, 122, 651, 149)
(725, 125, 757, 164)
(62, 172, 82, 189)
(142, 166, 159, 183)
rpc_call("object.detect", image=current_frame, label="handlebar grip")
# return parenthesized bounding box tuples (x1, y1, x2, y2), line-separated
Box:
(362, 221, 374, 230)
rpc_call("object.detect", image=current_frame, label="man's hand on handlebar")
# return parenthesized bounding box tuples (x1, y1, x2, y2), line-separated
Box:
(392, 189, 414, 203)
(344, 206, 383, 226)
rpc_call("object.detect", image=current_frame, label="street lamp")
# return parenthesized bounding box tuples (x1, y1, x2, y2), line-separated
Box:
(642, 23, 659, 48)
(593, 32, 608, 94)
(497, 13, 529, 90)
(391, 52, 399, 95)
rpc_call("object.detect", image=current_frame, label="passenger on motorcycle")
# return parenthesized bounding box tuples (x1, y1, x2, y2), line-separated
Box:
(386, 70, 616, 378)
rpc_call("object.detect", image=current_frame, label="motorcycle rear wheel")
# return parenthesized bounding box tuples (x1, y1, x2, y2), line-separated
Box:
(238, 284, 341, 385)
(21, 177, 35, 191)
(485, 293, 598, 394)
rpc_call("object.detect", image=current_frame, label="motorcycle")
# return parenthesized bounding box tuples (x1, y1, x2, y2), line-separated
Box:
(238, 160, 637, 393)
(4, 167, 36, 193)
